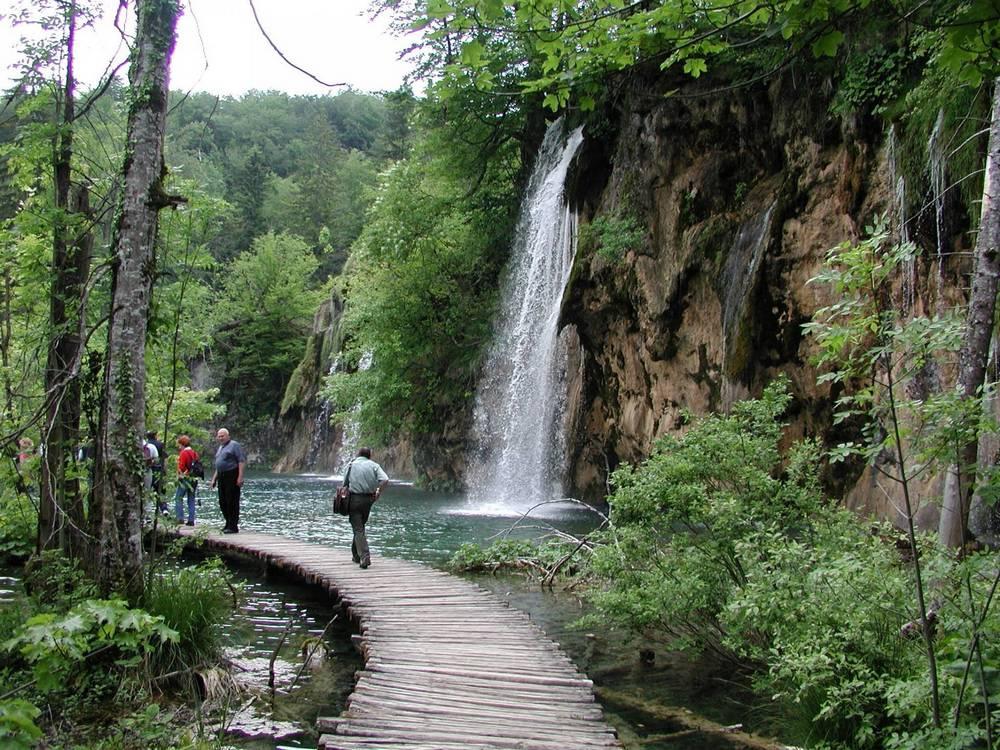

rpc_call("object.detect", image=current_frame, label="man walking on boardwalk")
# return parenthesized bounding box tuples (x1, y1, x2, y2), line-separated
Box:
(342, 447, 388, 569)
(210, 427, 246, 534)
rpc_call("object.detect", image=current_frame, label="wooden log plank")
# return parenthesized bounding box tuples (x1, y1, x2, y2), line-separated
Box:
(356, 670, 594, 703)
(362, 652, 578, 675)
(328, 718, 620, 748)
(320, 735, 495, 750)
(338, 710, 619, 745)
(346, 691, 606, 725)
(345, 682, 605, 718)
(363, 660, 594, 687)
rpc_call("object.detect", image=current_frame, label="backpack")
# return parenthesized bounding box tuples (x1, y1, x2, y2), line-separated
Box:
(188, 451, 205, 479)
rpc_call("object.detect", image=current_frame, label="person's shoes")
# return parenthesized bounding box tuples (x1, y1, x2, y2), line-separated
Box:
(185, 521, 194, 526)
(222, 528, 236, 534)
(359, 561, 370, 569)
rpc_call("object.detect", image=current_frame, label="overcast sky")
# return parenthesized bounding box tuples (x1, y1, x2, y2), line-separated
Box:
(0, 0, 416, 97)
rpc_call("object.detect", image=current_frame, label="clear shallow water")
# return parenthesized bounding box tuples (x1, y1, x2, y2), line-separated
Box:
(187, 471, 602, 565)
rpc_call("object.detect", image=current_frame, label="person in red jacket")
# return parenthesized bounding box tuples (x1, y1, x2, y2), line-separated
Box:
(174, 435, 199, 526)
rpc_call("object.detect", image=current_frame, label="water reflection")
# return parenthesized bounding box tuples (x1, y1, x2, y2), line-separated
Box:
(215, 565, 360, 748)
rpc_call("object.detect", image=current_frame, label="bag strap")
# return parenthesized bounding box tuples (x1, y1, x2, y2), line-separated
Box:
(343, 461, 354, 489)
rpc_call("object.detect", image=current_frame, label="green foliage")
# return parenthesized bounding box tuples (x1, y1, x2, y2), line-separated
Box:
(579, 213, 645, 264)
(23, 551, 98, 611)
(583, 379, 1000, 746)
(799, 218, 1000, 745)
(140, 558, 235, 670)
(86, 703, 178, 750)
(586, 379, 814, 651)
(388, 1, 999, 112)
(448, 538, 574, 572)
(0, 699, 42, 750)
(803, 216, 975, 470)
(213, 232, 323, 424)
(833, 46, 909, 116)
(0, 485, 35, 562)
(325, 116, 519, 441)
(723, 519, 922, 747)
(3, 598, 178, 693)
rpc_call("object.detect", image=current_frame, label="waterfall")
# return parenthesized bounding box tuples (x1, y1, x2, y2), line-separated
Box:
(887, 124, 915, 310)
(928, 108, 946, 294)
(305, 399, 332, 470)
(466, 120, 585, 513)
(335, 350, 372, 473)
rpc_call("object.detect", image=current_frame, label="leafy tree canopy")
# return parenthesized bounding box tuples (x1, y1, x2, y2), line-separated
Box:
(385, 0, 999, 110)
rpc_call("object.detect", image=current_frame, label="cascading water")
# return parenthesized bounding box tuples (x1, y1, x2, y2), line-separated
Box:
(335, 350, 372, 475)
(719, 202, 775, 410)
(887, 125, 915, 310)
(928, 108, 947, 296)
(466, 120, 585, 514)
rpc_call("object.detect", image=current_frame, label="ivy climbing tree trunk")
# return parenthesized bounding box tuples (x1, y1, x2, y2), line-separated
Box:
(939, 78, 1000, 548)
(39, 1, 92, 556)
(89, 0, 180, 598)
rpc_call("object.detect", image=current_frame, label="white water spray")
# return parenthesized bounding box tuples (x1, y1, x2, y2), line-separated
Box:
(335, 350, 373, 474)
(887, 124, 914, 310)
(466, 120, 585, 513)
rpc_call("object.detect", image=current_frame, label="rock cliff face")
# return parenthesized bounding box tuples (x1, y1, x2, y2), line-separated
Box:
(275, 68, 975, 523)
(271, 288, 417, 479)
(559, 69, 972, 520)
(270, 289, 346, 474)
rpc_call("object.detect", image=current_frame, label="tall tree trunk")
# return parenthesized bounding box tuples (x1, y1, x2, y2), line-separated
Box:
(89, 0, 180, 598)
(939, 78, 1000, 548)
(39, 1, 91, 554)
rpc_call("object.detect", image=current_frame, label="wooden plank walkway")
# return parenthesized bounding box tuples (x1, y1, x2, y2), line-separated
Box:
(174, 526, 621, 750)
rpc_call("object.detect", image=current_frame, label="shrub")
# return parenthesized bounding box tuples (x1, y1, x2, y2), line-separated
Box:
(0, 486, 35, 562)
(586, 379, 815, 654)
(449, 538, 580, 575)
(580, 213, 645, 264)
(22, 550, 97, 611)
(584, 379, 1000, 747)
(4, 598, 177, 697)
(0, 699, 42, 750)
(140, 558, 235, 671)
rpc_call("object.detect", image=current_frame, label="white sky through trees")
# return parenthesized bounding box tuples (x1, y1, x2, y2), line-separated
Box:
(0, 0, 414, 97)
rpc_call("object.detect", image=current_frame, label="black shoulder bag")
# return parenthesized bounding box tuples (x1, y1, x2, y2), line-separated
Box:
(333, 462, 353, 515)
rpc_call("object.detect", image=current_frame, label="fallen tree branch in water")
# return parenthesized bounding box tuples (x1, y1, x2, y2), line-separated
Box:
(595, 686, 793, 750)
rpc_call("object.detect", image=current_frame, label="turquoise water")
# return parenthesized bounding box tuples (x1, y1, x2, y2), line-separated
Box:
(186, 471, 602, 564)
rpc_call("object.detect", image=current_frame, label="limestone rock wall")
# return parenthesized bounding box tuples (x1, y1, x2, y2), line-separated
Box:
(560, 69, 972, 520)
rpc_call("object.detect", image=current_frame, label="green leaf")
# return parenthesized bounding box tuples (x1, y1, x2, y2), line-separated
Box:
(811, 30, 844, 58)
(460, 39, 485, 67)
(683, 58, 708, 77)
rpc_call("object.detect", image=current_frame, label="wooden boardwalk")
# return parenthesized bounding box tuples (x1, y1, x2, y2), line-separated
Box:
(175, 527, 621, 750)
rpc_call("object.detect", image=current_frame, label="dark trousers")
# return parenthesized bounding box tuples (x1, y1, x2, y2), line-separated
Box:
(218, 469, 241, 531)
(348, 493, 376, 564)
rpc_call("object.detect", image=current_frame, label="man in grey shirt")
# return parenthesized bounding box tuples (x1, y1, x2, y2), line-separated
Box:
(341, 447, 389, 569)
(210, 427, 247, 533)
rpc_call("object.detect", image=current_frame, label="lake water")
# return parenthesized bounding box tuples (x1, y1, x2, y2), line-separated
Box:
(185, 471, 601, 563)
(183, 472, 772, 749)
